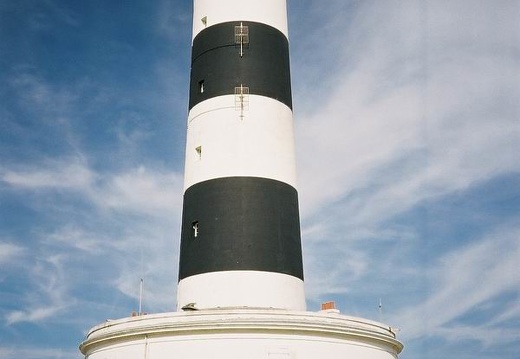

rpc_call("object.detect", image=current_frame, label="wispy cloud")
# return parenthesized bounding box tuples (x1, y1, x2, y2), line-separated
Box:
(1, 1, 518, 358)
(5, 254, 72, 325)
(43, 225, 110, 254)
(295, 0, 519, 221)
(390, 225, 520, 345)
(8, 70, 79, 118)
(155, 0, 191, 40)
(94, 165, 183, 216)
(1, 157, 183, 323)
(1, 159, 183, 216)
(0, 242, 25, 265)
(291, 1, 520, 353)
(1, 159, 94, 190)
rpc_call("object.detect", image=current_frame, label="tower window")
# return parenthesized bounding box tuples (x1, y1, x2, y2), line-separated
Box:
(198, 80, 205, 94)
(191, 221, 199, 238)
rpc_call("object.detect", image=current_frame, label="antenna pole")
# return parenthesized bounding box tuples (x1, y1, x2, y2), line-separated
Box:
(139, 278, 144, 315)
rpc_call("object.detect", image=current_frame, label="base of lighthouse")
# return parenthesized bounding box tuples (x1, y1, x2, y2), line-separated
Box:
(79, 309, 403, 359)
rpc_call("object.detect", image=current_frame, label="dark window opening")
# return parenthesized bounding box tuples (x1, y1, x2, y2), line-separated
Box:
(192, 221, 199, 238)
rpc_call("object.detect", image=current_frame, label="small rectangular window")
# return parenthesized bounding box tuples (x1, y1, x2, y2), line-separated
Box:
(198, 80, 205, 94)
(191, 221, 199, 238)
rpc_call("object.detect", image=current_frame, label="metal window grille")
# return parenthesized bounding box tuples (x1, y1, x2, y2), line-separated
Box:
(234, 85, 250, 111)
(235, 23, 249, 57)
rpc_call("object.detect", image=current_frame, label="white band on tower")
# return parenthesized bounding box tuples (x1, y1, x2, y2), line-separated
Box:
(192, 0, 289, 40)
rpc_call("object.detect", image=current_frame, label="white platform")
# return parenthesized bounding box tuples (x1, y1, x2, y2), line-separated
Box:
(80, 309, 403, 359)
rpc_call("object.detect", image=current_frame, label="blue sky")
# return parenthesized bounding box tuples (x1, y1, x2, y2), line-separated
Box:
(1, 1, 519, 358)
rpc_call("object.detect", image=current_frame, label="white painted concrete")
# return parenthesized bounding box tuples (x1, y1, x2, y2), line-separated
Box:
(80, 309, 403, 359)
(177, 271, 306, 311)
(185, 95, 297, 190)
(193, 0, 289, 40)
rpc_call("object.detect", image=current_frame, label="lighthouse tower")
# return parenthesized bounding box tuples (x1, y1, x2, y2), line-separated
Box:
(79, 1, 403, 358)
(178, 0, 304, 312)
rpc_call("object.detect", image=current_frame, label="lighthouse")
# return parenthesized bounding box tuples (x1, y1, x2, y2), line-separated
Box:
(178, 0, 304, 312)
(79, 1, 403, 358)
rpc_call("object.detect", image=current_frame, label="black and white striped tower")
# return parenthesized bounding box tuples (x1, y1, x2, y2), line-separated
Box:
(177, 0, 305, 311)
(79, 3, 404, 356)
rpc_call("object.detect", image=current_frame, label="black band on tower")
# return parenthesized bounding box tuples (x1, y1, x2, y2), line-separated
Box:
(189, 21, 292, 110)
(178, 177, 303, 280)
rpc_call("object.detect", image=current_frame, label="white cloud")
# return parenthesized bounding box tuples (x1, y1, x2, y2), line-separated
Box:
(103, 220, 180, 312)
(1, 161, 183, 319)
(1, 2, 517, 358)
(5, 254, 72, 325)
(295, 0, 519, 223)
(94, 165, 183, 217)
(291, 2, 520, 352)
(1, 158, 183, 217)
(304, 244, 368, 301)
(155, 0, 191, 39)
(8, 71, 78, 117)
(1, 156, 183, 319)
(0, 242, 25, 265)
(44, 225, 110, 254)
(389, 226, 520, 344)
(1, 159, 94, 190)
(6, 307, 62, 326)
